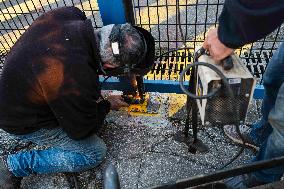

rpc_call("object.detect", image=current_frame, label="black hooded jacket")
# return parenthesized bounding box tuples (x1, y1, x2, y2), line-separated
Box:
(0, 7, 110, 140)
(218, 0, 284, 48)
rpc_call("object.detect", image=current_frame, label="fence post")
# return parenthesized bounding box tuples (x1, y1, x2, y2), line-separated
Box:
(122, 0, 135, 24)
(97, 0, 139, 95)
(97, 0, 135, 25)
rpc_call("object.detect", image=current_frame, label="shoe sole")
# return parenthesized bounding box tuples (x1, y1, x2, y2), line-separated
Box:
(224, 131, 259, 151)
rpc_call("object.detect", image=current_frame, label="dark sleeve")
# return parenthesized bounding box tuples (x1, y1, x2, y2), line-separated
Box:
(218, 0, 284, 48)
(33, 57, 111, 140)
(49, 95, 111, 140)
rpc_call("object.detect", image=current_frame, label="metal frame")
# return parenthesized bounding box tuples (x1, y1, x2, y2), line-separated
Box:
(1, 0, 283, 98)
(0, 0, 283, 98)
(148, 155, 284, 189)
(103, 155, 284, 189)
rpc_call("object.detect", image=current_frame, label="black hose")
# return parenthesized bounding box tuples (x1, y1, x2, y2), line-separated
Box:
(179, 49, 245, 170)
(179, 62, 233, 99)
(176, 0, 245, 168)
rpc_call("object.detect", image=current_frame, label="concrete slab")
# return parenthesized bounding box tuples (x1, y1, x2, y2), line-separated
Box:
(0, 94, 260, 189)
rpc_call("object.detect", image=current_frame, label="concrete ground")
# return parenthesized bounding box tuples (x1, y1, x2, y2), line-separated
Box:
(0, 93, 261, 189)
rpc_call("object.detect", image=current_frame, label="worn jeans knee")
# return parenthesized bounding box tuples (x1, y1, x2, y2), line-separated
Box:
(7, 128, 107, 177)
(76, 134, 107, 166)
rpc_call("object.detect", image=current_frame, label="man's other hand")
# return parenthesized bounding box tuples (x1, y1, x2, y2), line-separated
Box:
(106, 95, 129, 110)
(203, 28, 234, 62)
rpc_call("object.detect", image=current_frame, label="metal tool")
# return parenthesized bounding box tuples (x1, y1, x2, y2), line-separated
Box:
(122, 74, 161, 115)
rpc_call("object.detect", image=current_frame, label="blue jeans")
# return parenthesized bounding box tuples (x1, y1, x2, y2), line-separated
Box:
(249, 42, 284, 183)
(7, 128, 107, 177)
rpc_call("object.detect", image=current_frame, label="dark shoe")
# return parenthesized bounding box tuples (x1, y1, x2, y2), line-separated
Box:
(224, 125, 259, 151)
(0, 158, 22, 189)
(224, 174, 267, 189)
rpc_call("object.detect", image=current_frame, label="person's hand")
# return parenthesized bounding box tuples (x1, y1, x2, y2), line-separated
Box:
(203, 28, 234, 62)
(106, 95, 129, 110)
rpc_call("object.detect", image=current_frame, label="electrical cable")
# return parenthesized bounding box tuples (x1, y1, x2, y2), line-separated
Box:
(179, 61, 231, 99)
(219, 125, 246, 169)
(175, 1, 247, 170)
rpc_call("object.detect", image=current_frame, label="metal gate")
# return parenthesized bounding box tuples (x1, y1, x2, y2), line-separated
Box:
(0, 0, 283, 94)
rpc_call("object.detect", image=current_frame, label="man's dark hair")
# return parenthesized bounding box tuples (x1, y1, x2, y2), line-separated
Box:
(98, 23, 153, 75)
(116, 23, 146, 67)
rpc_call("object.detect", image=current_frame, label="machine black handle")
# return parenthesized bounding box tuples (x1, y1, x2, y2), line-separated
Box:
(222, 56, 234, 70)
(196, 47, 234, 71)
(194, 47, 208, 61)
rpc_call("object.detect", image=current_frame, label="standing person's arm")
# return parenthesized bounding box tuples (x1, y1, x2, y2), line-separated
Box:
(203, 0, 284, 61)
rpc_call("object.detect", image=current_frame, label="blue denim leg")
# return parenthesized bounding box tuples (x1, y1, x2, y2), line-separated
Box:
(251, 82, 284, 183)
(250, 42, 284, 146)
(7, 128, 107, 177)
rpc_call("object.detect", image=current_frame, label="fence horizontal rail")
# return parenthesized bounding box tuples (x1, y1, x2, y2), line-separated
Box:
(0, 0, 283, 83)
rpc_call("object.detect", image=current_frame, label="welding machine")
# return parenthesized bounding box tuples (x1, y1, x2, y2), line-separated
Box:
(177, 48, 256, 153)
(196, 53, 256, 126)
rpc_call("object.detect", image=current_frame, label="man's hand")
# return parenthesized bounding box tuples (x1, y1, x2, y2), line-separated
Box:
(106, 95, 129, 110)
(203, 28, 234, 62)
